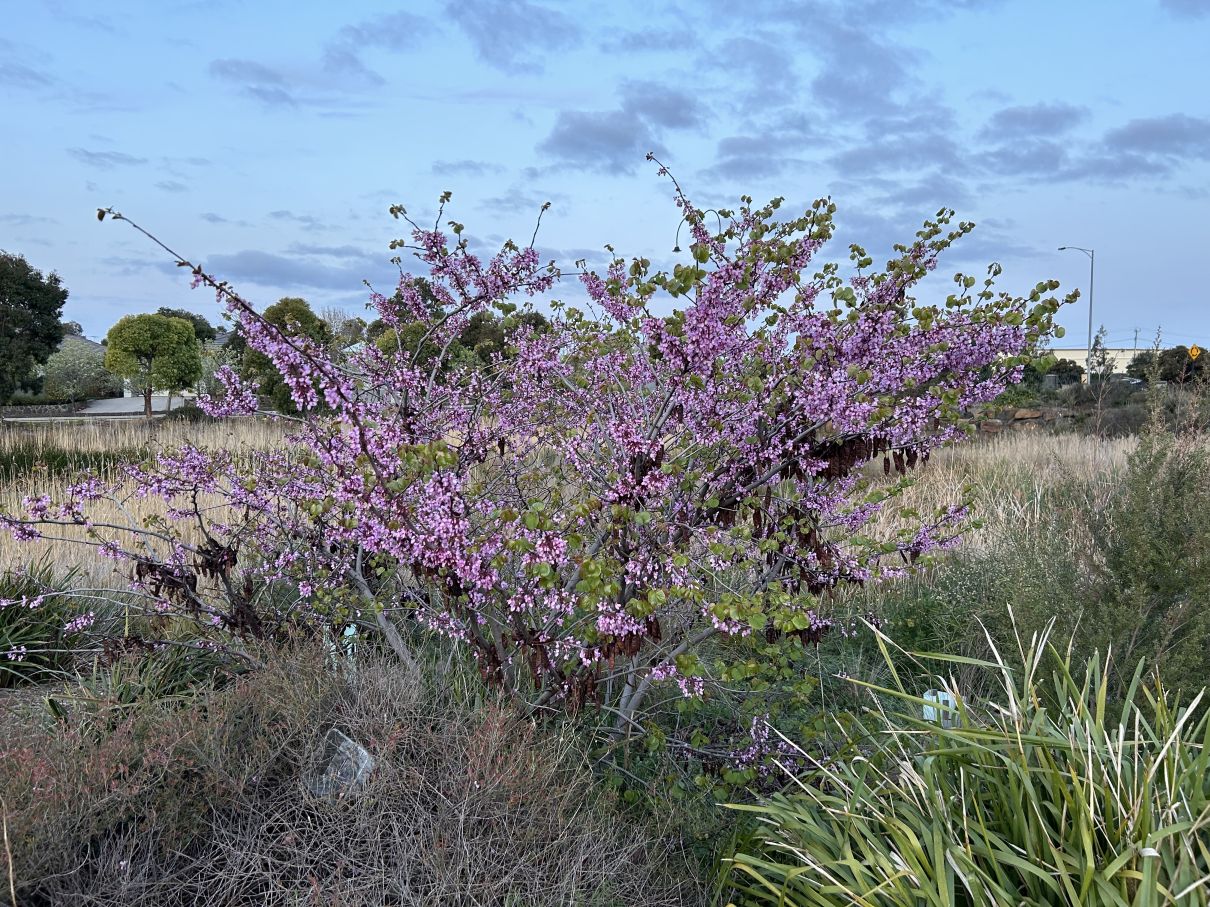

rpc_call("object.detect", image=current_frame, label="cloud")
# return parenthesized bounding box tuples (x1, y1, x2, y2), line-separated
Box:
(68, 148, 148, 168)
(978, 140, 1070, 177)
(209, 58, 300, 106)
(432, 159, 506, 177)
(155, 180, 189, 193)
(0, 60, 53, 89)
(981, 102, 1089, 139)
(599, 28, 689, 54)
(268, 210, 325, 231)
(868, 171, 973, 210)
(445, 0, 581, 73)
(322, 11, 430, 84)
(1103, 114, 1210, 160)
(707, 35, 797, 100)
(708, 135, 805, 180)
(477, 187, 567, 215)
(209, 58, 285, 86)
(201, 212, 229, 224)
(1159, 0, 1209, 17)
(828, 128, 965, 176)
(619, 79, 707, 130)
(285, 242, 369, 258)
(536, 78, 705, 174)
(204, 249, 393, 291)
(974, 114, 1210, 184)
(246, 85, 298, 107)
(0, 213, 57, 226)
(538, 110, 661, 174)
(809, 28, 921, 116)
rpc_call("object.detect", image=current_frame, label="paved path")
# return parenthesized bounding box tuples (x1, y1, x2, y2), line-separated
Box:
(1, 397, 189, 423)
(78, 396, 185, 415)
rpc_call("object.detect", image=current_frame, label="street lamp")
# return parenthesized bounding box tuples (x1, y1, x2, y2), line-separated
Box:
(1058, 246, 1095, 380)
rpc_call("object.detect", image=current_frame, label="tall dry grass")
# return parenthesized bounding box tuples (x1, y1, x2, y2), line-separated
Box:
(0, 415, 287, 459)
(0, 417, 289, 584)
(884, 431, 1134, 554)
(2, 420, 1135, 584)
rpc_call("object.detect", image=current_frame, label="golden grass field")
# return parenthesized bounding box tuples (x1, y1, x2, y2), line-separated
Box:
(0, 418, 289, 584)
(0, 417, 1135, 584)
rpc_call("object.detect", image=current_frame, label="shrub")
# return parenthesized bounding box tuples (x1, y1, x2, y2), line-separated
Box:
(6, 179, 1069, 739)
(1087, 430, 1210, 700)
(722, 634, 1210, 906)
(1, 646, 701, 906)
(161, 402, 216, 423)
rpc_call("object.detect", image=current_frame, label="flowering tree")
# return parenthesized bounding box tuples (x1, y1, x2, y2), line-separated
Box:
(2, 164, 1069, 731)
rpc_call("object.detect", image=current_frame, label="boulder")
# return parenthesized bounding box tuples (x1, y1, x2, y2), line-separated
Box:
(1014, 408, 1043, 420)
(980, 419, 1004, 433)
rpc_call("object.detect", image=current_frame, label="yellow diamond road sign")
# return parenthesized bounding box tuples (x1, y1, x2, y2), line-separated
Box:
(1192, 344, 1202, 361)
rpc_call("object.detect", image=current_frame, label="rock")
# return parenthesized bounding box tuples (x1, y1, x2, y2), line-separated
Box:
(304, 728, 376, 797)
(997, 408, 1018, 423)
(1014, 408, 1043, 420)
(1011, 420, 1039, 431)
(980, 420, 1003, 433)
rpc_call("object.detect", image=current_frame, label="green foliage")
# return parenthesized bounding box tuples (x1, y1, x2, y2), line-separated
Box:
(1128, 345, 1205, 382)
(240, 296, 332, 413)
(0, 440, 136, 480)
(0, 561, 81, 687)
(724, 634, 1210, 906)
(1087, 431, 1210, 698)
(104, 313, 203, 414)
(156, 306, 217, 343)
(373, 309, 551, 373)
(161, 402, 217, 423)
(876, 428, 1210, 707)
(42, 335, 122, 404)
(0, 251, 67, 404)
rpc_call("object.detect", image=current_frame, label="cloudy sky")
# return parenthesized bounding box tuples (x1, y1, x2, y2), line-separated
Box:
(3, 0, 1208, 350)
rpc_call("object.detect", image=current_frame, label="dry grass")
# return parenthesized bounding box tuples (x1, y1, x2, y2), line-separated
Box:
(2, 420, 1138, 584)
(0, 416, 287, 458)
(0, 417, 289, 585)
(867, 431, 1135, 554)
(0, 647, 700, 906)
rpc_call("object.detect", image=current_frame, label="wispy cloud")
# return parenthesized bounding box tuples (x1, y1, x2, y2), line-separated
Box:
(68, 148, 148, 168)
(445, 0, 581, 73)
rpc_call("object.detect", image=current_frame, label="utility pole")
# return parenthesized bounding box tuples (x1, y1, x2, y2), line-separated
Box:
(1059, 246, 1095, 381)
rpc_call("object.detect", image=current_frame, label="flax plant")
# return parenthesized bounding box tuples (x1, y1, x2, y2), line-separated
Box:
(724, 626, 1210, 906)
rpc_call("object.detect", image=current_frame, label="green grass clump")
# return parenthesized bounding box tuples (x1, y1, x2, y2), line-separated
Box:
(724, 630, 1210, 906)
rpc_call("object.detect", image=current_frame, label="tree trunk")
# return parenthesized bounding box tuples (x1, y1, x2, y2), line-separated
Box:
(143, 385, 153, 419)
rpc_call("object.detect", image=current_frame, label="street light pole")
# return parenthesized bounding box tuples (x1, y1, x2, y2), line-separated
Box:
(1059, 246, 1095, 380)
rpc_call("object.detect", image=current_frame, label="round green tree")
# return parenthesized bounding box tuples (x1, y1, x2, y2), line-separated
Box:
(104, 314, 203, 417)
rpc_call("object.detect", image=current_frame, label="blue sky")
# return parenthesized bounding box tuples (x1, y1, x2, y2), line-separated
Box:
(3, 0, 1208, 351)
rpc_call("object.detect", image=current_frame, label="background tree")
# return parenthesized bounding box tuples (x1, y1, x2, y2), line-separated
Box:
(0, 252, 67, 404)
(1127, 345, 1205, 382)
(1048, 357, 1084, 383)
(42, 338, 122, 405)
(104, 314, 202, 417)
(157, 307, 217, 343)
(320, 305, 367, 351)
(61, 321, 84, 336)
(240, 297, 332, 413)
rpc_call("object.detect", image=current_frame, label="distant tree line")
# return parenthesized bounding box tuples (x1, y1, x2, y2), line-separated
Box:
(1127, 346, 1204, 383)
